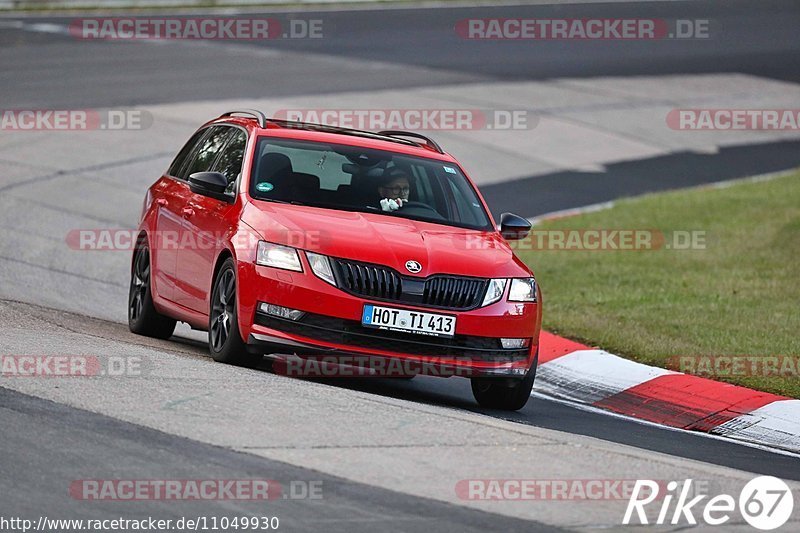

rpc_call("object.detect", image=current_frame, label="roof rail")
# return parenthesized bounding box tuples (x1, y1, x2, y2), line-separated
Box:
(220, 109, 267, 128)
(267, 118, 436, 151)
(218, 110, 447, 153)
(377, 130, 444, 154)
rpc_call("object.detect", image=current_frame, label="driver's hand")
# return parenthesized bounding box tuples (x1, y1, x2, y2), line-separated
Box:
(380, 198, 404, 212)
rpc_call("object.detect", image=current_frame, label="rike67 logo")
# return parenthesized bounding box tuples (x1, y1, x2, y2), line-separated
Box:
(624, 477, 794, 530)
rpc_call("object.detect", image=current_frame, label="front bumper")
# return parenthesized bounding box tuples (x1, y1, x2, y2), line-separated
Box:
(237, 261, 540, 378)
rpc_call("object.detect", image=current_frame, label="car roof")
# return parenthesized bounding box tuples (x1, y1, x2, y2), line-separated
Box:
(204, 110, 459, 163)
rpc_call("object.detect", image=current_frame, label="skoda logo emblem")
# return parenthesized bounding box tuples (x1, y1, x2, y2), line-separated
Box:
(405, 260, 422, 273)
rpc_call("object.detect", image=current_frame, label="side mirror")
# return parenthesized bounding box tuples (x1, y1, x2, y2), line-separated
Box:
(499, 212, 531, 240)
(189, 172, 233, 203)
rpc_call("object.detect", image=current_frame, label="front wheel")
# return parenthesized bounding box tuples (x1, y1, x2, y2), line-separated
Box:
(209, 258, 259, 367)
(128, 242, 176, 339)
(471, 352, 538, 411)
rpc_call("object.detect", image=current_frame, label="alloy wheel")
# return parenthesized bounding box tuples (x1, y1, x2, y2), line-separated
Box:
(210, 268, 235, 351)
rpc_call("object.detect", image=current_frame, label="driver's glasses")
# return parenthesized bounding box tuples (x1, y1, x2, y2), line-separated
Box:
(382, 186, 410, 196)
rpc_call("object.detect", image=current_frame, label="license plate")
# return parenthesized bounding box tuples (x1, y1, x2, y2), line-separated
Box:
(361, 304, 456, 338)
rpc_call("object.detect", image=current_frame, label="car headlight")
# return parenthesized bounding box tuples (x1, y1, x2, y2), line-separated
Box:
(481, 278, 508, 307)
(509, 278, 537, 302)
(256, 241, 302, 272)
(306, 252, 337, 286)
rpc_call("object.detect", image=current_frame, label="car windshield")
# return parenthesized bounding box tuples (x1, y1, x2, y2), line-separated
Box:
(249, 137, 493, 230)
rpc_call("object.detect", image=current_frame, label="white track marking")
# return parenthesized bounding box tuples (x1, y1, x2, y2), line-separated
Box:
(712, 400, 800, 454)
(536, 349, 676, 404)
(531, 391, 800, 459)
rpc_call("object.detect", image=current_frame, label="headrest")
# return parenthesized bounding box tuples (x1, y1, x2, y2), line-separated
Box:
(258, 153, 293, 182)
(291, 172, 320, 191)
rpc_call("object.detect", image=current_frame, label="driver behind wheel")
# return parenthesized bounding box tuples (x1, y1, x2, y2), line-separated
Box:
(375, 168, 412, 212)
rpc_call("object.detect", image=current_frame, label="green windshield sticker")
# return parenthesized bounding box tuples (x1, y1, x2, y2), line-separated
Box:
(256, 182, 274, 193)
(443, 166, 457, 174)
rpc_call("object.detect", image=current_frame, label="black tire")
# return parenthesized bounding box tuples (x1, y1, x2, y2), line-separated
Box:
(128, 242, 177, 339)
(471, 351, 538, 411)
(209, 258, 258, 367)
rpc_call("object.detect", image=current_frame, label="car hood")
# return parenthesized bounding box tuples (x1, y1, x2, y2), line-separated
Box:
(241, 202, 532, 278)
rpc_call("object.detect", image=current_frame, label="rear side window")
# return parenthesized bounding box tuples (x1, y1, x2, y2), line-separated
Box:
(167, 129, 207, 179)
(213, 128, 247, 194)
(182, 126, 232, 180)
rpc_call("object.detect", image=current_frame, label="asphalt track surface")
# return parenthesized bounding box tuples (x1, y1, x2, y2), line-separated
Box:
(0, 386, 557, 532)
(1, 0, 800, 530)
(2, 0, 799, 107)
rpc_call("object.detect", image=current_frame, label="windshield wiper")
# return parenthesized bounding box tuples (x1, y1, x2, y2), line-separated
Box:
(301, 201, 375, 214)
(257, 198, 307, 206)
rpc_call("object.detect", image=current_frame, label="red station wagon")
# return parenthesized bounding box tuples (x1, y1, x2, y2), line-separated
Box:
(129, 110, 541, 410)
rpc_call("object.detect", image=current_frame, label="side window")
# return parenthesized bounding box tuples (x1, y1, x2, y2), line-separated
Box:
(167, 129, 207, 179)
(213, 128, 247, 194)
(182, 126, 232, 180)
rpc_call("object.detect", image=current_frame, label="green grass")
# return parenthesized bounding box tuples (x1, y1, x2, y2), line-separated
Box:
(515, 171, 800, 398)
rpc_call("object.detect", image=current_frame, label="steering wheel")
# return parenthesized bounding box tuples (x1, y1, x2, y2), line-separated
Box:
(399, 201, 444, 219)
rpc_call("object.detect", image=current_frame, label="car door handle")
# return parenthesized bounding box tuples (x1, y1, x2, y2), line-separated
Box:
(181, 207, 195, 218)
(156, 198, 168, 207)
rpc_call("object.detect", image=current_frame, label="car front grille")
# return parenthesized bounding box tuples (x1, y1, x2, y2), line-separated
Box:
(331, 258, 402, 300)
(422, 276, 486, 309)
(329, 258, 487, 310)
